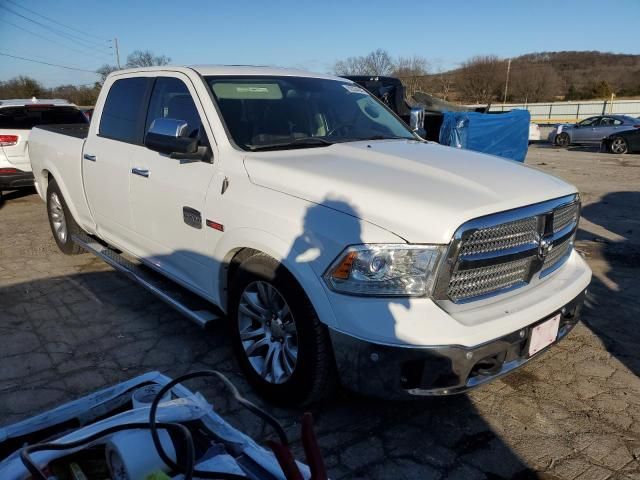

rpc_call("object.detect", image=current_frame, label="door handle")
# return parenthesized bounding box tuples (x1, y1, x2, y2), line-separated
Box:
(83, 153, 96, 162)
(131, 167, 149, 178)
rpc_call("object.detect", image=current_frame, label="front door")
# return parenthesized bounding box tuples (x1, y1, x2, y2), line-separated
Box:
(129, 74, 219, 294)
(572, 116, 600, 143)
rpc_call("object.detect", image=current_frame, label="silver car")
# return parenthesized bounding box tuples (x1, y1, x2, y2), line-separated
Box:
(549, 115, 640, 147)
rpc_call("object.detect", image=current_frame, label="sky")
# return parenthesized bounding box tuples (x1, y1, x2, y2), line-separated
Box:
(1, 0, 639, 88)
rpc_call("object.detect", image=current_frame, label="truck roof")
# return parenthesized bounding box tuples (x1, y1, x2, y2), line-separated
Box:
(109, 65, 347, 82)
(0, 98, 75, 107)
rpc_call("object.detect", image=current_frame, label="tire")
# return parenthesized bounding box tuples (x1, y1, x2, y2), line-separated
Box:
(228, 253, 335, 406)
(555, 132, 570, 147)
(46, 179, 84, 255)
(609, 136, 628, 154)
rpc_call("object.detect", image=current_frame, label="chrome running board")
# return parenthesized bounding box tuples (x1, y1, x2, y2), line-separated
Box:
(72, 233, 221, 328)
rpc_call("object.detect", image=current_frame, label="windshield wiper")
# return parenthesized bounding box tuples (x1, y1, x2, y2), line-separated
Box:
(247, 137, 334, 151)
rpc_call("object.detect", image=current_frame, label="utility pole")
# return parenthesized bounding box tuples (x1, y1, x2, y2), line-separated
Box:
(114, 37, 121, 69)
(502, 58, 511, 105)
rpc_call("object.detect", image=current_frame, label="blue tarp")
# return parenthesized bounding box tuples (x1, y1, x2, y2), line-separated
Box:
(439, 109, 530, 162)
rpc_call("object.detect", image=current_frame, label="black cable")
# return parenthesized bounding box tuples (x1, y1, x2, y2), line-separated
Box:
(20, 422, 195, 480)
(3, 0, 110, 43)
(0, 3, 112, 52)
(0, 52, 99, 73)
(149, 370, 289, 479)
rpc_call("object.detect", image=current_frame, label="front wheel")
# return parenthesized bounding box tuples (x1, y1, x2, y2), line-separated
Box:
(46, 179, 84, 255)
(555, 132, 570, 147)
(228, 253, 335, 405)
(609, 136, 628, 154)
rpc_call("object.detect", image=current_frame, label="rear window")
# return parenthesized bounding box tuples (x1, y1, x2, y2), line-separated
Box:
(99, 77, 151, 144)
(0, 106, 88, 129)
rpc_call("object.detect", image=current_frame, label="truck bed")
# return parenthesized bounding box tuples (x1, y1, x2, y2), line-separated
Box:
(36, 123, 89, 139)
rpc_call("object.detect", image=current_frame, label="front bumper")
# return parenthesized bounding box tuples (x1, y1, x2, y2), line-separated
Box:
(330, 291, 585, 398)
(0, 169, 34, 190)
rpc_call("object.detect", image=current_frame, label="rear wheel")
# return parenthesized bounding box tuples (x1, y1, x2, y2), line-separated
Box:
(555, 132, 570, 147)
(47, 179, 84, 255)
(609, 136, 628, 154)
(228, 253, 335, 405)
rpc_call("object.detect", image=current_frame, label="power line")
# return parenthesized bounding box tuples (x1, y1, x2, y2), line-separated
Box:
(0, 4, 112, 53)
(0, 52, 100, 73)
(3, 0, 108, 43)
(0, 18, 112, 61)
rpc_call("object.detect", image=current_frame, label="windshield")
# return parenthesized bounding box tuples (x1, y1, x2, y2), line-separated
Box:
(205, 76, 416, 151)
(0, 106, 88, 129)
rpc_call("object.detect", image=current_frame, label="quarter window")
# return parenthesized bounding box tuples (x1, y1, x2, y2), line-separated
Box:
(99, 77, 151, 143)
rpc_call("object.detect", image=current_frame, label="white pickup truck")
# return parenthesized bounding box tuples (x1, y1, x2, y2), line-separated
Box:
(28, 66, 591, 404)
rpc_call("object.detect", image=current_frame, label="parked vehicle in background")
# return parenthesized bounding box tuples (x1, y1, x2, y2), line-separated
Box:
(602, 127, 640, 154)
(549, 115, 640, 147)
(28, 66, 591, 405)
(0, 99, 88, 193)
(529, 123, 541, 143)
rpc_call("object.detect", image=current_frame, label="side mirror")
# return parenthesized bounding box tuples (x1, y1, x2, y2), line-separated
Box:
(144, 118, 198, 155)
(409, 106, 426, 139)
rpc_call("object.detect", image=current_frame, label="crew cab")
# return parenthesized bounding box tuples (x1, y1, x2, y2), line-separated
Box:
(0, 98, 87, 193)
(28, 66, 591, 404)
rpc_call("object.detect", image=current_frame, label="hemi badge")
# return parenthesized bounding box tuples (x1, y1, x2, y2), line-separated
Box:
(206, 219, 224, 232)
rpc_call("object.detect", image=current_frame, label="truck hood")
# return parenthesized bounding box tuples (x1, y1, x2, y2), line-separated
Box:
(243, 140, 576, 243)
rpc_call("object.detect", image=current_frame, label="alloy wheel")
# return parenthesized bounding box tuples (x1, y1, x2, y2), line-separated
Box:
(49, 192, 68, 243)
(237, 281, 298, 384)
(610, 138, 628, 154)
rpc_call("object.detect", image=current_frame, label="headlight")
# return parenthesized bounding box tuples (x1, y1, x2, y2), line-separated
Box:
(323, 244, 445, 297)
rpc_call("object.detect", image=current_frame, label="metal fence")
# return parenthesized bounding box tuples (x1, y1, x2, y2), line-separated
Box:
(483, 99, 640, 124)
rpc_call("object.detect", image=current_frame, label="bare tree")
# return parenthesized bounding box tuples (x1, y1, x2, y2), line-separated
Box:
(364, 49, 394, 76)
(509, 63, 561, 103)
(333, 55, 370, 76)
(0, 76, 45, 98)
(393, 56, 429, 97)
(436, 72, 455, 101)
(333, 49, 394, 76)
(457, 55, 504, 104)
(96, 64, 118, 84)
(125, 50, 171, 68)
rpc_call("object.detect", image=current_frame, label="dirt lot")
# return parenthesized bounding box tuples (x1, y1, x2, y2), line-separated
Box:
(1, 144, 639, 479)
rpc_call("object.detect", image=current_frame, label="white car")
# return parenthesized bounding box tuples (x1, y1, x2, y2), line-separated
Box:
(28, 66, 591, 404)
(529, 123, 541, 142)
(0, 98, 87, 193)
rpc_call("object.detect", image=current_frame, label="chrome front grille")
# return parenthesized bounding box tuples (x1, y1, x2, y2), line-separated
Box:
(459, 216, 538, 257)
(436, 195, 580, 304)
(448, 257, 532, 302)
(542, 235, 573, 272)
(553, 202, 579, 234)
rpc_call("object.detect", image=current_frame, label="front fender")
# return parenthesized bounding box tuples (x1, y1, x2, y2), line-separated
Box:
(213, 227, 339, 329)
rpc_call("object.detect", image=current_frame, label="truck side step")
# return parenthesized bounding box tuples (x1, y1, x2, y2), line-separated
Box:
(72, 233, 222, 328)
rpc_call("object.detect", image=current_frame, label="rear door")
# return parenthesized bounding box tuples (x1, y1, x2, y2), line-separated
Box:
(128, 74, 218, 293)
(83, 76, 153, 254)
(598, 116, 624, 140)
(0, 105, 87, 171)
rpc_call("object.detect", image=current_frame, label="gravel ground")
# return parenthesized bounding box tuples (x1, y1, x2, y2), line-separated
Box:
(0, 144, 639, 479)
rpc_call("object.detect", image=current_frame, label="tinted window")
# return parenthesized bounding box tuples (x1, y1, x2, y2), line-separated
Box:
(99, 77, 150, 143)
(0, 106, 87, 129)
(578, 117, 599, 127)
(145, 77, 202, 138)
(600, 117, 622, 126)
(206, 76, 414, 151)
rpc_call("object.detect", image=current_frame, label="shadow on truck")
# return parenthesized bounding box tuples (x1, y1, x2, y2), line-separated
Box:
(0, 200, 539, 478)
